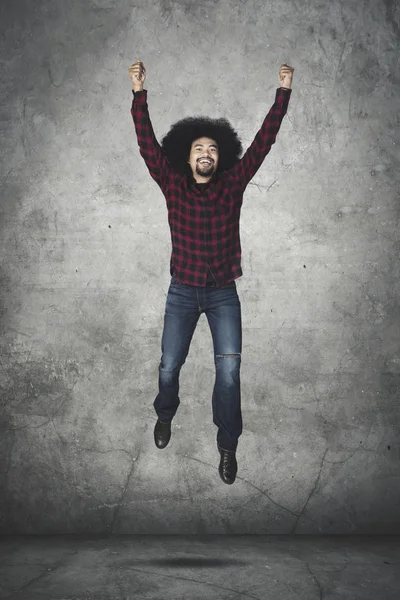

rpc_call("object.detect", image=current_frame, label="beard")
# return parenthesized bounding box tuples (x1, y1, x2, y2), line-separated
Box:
(196, 161, 214, 175)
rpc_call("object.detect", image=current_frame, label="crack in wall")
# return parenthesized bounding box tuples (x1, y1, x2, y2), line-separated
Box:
(109, 450, 141, 534)
(177, 452, 299, 520)
(291, 448, 329, 533)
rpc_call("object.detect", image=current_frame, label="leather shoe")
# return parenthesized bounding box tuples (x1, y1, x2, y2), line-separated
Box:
(218, 444, 237, 484)
(154, 418, 172, 449)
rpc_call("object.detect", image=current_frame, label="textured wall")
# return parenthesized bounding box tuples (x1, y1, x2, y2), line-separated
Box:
(0, 0, 399, 534)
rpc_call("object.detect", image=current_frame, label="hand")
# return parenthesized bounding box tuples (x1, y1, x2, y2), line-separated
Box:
(279, 63, 294, 89)
(128, 60, 146, 91)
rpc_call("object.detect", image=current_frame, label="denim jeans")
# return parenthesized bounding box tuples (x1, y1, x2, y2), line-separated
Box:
(154, 276, 242, 452)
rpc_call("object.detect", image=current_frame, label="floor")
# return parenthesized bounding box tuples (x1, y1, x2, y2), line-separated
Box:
(0, 535, 399, 599)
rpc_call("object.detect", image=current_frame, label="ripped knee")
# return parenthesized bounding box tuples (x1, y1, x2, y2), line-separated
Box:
(216, 353, 241, 359)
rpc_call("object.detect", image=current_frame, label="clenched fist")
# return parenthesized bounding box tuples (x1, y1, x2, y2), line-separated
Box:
(279, 63, 294, 89)
(128, 60, 146, 91)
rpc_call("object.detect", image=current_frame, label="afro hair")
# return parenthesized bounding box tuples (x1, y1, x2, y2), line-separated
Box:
(160, 115, 243, 178)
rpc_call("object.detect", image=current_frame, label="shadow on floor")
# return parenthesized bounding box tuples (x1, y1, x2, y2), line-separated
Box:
(138, 557, 247, 567)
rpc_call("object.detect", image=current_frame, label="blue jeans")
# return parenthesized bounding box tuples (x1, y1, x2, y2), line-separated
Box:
(154, 276, 242, 452)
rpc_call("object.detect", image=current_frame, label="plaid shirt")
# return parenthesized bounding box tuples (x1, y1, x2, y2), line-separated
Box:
(131, 87, 292, 287)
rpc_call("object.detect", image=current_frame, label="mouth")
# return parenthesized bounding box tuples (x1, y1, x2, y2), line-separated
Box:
(198, 160, 213, 166)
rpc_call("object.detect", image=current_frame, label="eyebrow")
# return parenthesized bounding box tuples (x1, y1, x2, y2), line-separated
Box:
(194, 143, 218, 149)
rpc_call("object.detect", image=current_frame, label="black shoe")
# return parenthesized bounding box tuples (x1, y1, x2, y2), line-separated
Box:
(154, 419, 172, 449)
(218, 444, 237, 484)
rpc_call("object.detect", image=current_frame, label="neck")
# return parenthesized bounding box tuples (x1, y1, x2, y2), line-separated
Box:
(193, 173, 214, 184)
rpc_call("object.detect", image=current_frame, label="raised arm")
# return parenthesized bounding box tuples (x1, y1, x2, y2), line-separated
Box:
(128, 60, 171, 191)
(229, 63, 294, 191)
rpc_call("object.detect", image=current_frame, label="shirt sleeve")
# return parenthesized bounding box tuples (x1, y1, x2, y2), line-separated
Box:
(229, 87, 292, 190)
(131, 90, 172, 192)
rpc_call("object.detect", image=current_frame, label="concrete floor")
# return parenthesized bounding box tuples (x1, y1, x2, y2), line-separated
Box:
(0, 536, 399, 599)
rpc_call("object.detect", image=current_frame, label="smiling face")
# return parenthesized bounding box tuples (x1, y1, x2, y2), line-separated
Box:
(188, 137, 219, 183)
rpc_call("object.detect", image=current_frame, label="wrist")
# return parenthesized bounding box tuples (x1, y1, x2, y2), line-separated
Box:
(133, 87, 144, 93)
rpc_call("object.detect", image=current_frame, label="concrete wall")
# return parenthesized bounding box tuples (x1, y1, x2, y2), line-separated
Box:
(1, 0, 399, 534)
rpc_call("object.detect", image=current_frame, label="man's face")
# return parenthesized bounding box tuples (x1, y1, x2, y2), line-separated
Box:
(188, 137, 219, 182)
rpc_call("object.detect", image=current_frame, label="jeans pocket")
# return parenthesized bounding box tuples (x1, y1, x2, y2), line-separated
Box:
(221, 281, 236, 289)
(170, 276, 189, 288)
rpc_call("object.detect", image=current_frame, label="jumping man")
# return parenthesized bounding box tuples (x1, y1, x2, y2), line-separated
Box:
(128, 59, 294, 484)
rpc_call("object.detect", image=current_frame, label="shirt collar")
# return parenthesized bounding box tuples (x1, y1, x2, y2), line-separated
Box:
(189, 171, 219, 187)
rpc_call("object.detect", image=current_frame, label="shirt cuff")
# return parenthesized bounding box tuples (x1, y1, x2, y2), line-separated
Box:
(132, 89, 147, 103)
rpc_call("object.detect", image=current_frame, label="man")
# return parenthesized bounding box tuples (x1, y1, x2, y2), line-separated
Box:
(129, 59, 294, 484)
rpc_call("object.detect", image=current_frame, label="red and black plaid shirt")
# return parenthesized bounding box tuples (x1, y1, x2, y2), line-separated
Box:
(131, 87, 292, 287)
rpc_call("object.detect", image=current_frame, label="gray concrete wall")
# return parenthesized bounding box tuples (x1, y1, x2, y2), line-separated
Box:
(0, 0, 399, 534)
